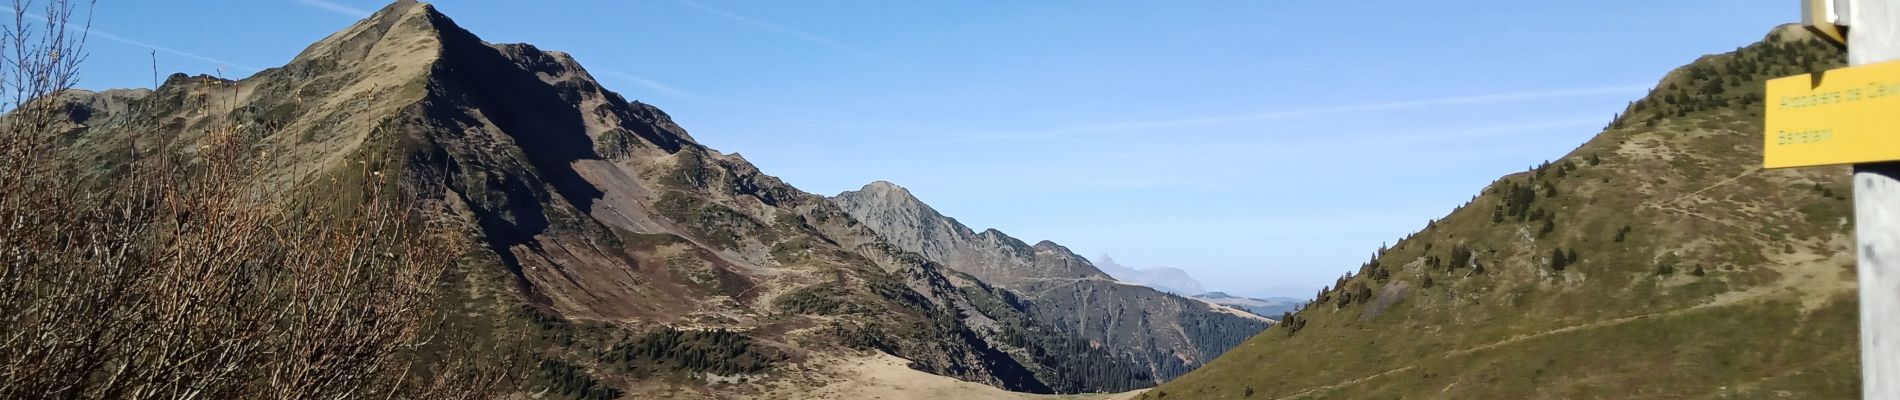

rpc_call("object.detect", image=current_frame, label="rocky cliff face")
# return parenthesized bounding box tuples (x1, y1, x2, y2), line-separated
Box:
(836, 182, 1269, 381)
(51, 1, 1186, 396)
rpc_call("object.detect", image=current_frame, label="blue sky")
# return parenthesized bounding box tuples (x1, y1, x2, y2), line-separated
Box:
(71, 1, 1793, 297)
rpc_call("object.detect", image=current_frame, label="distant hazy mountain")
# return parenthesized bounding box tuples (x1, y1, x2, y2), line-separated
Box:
(1092, 255, 1205, 295)
(1192, 292, 1305, 318)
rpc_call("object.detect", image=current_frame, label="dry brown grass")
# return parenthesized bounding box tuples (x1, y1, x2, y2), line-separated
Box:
(0, 1, 506, 398)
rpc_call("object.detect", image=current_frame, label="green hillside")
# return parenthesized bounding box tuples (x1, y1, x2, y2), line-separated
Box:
(1147, 25, 1858, 399)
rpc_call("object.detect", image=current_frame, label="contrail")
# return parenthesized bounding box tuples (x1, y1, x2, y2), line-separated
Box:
(593, 69, 697, 99)
(667, 0, 889, 61)
(1347, 118, 1607, 147)
(1096, 117, 1611, 166)
(2, 6, 260, 73)
(289, 0, 371, 18)
(85, 29, 260, 73)
(1006, 117, 1608, 190)
(883, 84, 1650, 148)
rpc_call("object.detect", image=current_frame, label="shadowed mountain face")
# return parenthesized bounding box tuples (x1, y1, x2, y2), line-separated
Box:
(1149, 26, 1859, 399)
(835, 182, 1269, 381)
(49, 1, 1230, 396)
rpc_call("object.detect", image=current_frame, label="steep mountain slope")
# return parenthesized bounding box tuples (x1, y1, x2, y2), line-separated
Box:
(1146, 26, 1858, 399)
(835, 182, 1270, 381)
(50, 2, 1186, 397)
(1095, 255, 1206, 295)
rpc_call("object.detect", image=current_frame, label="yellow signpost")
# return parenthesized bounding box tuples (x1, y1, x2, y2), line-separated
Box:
(1788, 1, 1900, 397)
(1763, 58, 1900, 169)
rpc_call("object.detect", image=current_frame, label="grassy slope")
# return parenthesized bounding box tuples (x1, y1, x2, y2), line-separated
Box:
(1146, 26, 1858, 399)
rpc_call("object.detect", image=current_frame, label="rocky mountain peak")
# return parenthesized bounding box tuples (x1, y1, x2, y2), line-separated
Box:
(1765, 23, 1818, 43)
(836, 181, 1116, 282)
(840, 181, 929, 210)
(1031, 240, 1065, 252)
(864, 180, 908, 193)
(832, 181, 1265, 379)
(289, 1, 448, 66)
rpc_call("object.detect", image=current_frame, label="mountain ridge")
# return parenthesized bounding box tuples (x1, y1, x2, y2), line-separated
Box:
(835, 181, 1268, 381)
(835, 180, 1112, 285)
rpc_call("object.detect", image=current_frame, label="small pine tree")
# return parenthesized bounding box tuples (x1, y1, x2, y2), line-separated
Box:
(1550, 247, 1569, 271)
(1450, 246, 1473, 270)
(1702, 77, 1726, 95)
(1692, 264, 1707, 276)
(1588, 153, 1601, 166)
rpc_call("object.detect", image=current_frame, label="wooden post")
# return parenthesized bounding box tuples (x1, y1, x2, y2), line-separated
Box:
(1848, 1, 1899, 397)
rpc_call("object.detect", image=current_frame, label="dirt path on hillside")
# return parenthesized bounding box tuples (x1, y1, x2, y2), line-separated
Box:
(1266, 366, 1420, 400)
(1269, 239, 1854, 400)
(784, 353, 1146, 400)
(1686, 167, 1759, 198)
